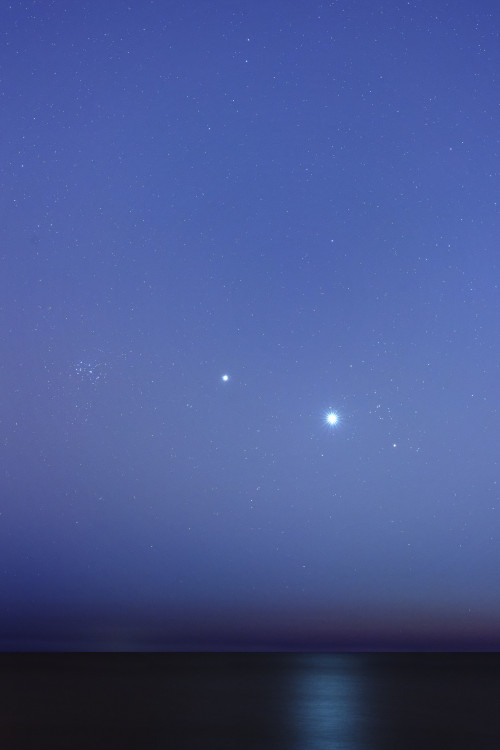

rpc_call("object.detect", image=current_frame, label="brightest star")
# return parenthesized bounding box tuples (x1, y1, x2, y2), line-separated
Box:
(326, 412, 339, 426)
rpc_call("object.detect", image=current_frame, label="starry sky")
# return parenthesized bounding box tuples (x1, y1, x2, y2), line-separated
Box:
(2, 0, 500, 650)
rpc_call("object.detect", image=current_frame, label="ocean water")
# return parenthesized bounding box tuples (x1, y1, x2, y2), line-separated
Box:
(1, 653, 499, 749)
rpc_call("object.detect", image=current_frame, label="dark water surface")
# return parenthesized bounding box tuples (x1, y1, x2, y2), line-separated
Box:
(1, 653, 499, 749)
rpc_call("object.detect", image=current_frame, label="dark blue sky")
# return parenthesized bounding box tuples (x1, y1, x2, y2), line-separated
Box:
(2, 0, 500, 649)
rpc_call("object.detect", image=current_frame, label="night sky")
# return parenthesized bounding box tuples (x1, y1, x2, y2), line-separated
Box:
(2, 0, 500, 650)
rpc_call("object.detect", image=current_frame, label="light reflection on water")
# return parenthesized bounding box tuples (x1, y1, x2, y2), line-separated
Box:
(287, 655, 373, 749)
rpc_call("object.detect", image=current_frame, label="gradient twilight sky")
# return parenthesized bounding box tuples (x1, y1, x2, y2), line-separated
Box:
(2, 0, 500, 649)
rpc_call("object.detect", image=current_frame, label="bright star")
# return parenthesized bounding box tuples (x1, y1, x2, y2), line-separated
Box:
(221, 374, 229, 382)
(326, 411, 339, 426)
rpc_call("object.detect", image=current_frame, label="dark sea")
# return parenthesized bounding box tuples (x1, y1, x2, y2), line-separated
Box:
(1, 653, 499, 749)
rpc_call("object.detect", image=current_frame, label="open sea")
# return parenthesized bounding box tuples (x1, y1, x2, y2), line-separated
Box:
(1, 653, 499, 749)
